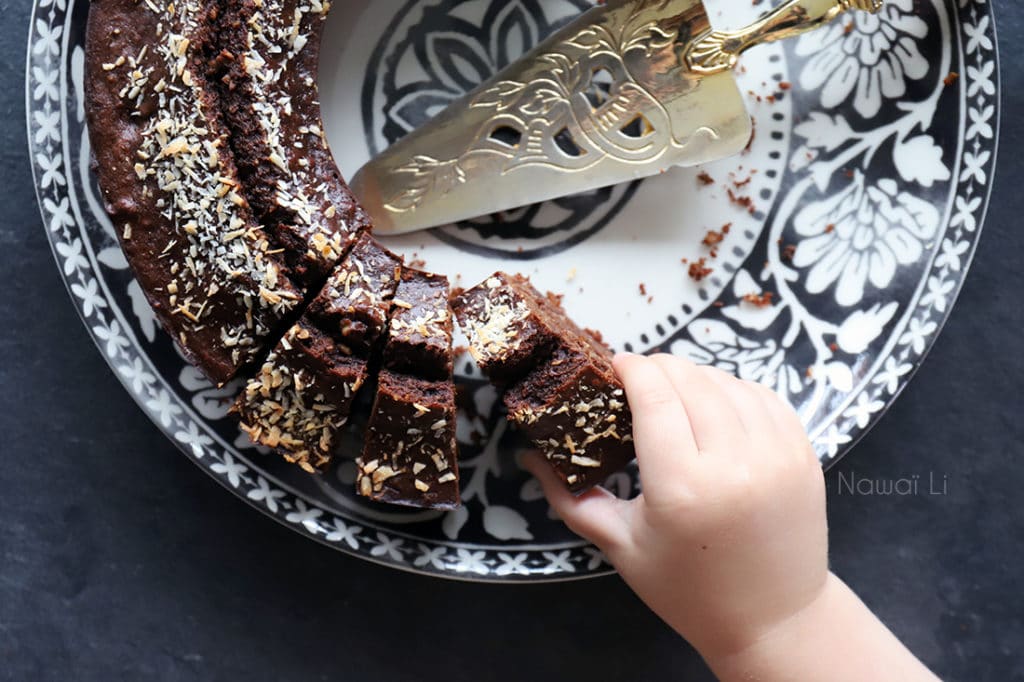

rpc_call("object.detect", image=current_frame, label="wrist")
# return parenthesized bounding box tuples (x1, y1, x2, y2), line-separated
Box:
(697, 572, 839, 672)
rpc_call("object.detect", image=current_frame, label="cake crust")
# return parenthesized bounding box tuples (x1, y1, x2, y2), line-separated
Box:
(384, 269, 454, 382)
(212, 0, 369, 286)
(454, 272, 635, 493)
(357, 371, 460, 510)
(85, 0, 302, 385)
(236, 323, 367, 473)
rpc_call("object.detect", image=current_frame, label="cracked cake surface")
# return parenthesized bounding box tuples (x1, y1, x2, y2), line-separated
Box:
(234, 235, 404, 471)
(86, 0, 305, 384)
(357, 268, 459, 509)
(212, 0, 369, 287)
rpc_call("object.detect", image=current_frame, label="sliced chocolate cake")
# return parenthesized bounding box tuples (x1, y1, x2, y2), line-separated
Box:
(452, 273, 568, 385)
(306, 233, 404, 357)
(236, 323, 367, 473)
(85, 0, 303, 385)
(384, 270, 455, 381)
(452, 273, 634, 493)
(357, 371, 459, 510)
(235, 235, 403, 471)
(357, 269, 460, 509)
(211, 0, 368, 287)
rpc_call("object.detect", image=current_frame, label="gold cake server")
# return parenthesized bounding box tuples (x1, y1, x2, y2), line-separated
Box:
(350, 0, 883, 235)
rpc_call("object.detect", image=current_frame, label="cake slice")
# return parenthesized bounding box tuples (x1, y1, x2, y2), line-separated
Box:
(236, 323, 367, 473)
(452, 273, 635, 493)
(357, 269, 460, 509)
(306, 233, 404, 357)
(85, 0, 303, 385)
(384, 269, 455, 381)
(452, 272, 569, 384)
(235, 236, 403, 471)
(357, 371, 459, 510)
(504, 347, 634, 493)
(211, 0, 369, 286)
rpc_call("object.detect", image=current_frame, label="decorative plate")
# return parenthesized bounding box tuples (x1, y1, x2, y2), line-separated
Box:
(28, 0, 998, 581)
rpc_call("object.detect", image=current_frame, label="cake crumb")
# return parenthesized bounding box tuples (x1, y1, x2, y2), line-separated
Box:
(944, 72, 959, 86)
(688, 258, 713, 282)
(702, 229, 726, 248)
(697, 171, 715, 186)
(742, 292, 774, 308)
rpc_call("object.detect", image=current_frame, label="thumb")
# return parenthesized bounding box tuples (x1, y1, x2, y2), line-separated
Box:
(522, 451, 633, 554)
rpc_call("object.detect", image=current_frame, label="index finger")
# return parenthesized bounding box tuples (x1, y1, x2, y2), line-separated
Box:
(614, 353, 699, 503)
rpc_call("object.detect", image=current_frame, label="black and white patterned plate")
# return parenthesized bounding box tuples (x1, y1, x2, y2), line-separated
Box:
(28, 0, 998, 581)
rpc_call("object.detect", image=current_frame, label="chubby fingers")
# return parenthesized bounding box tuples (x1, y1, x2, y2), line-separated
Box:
(613, 353, 702, 502)
(522, 452, 632, 553)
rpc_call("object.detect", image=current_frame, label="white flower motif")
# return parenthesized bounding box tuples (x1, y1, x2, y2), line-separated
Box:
(324, 518, 362, 549)
(873, 356, 913, 395)
(285, 500, 324, 533)
(39, 0, 67, 10)
(174, 420, 213, 458)
(43, 196, 74, 233)
(795, 0, 928, 118)
(935, 238, 970, 273)
(542, 550, 575, 574)
(94, 319, 130, 357)
(32, 67, 59, 102)
(146, 388, 183, 428)
(966, 60, 996, 98)
(963, 16, 993, 55)
(413, 544, 448, 570)
(34, 106, 60, 144)
(370, 533, 405, 562)
(949, 195, 982, 233)
(33, 19, 63, 57)
(583, 547, 609, 571)
(495, 552, 530, 577)
(70, 278, 107, 316)
(961, 149, 991, 185)
(455, 548, 490, 575)
(920, 276, 955, 313)
(210, 452, 248, 488)
(966, 105, 995, 141)
(793, 173, 939, 306)
(247, 476, 286, 513)
(898, 316, 938, 355)
(118, 356, 156, 394)
(843, 392, 885, 429)
(37, 152, 65, 188)
(818, 425, 852, 458)
(56, 238, 88, 276)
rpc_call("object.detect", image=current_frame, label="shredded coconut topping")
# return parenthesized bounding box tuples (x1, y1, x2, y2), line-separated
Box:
(127, 0, 301, 360)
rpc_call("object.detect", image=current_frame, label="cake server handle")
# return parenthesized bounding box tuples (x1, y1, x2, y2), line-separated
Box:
(685, 0, 883, 75)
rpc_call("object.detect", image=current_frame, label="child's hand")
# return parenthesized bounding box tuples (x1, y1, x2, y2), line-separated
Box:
(524, 353, 828, 658)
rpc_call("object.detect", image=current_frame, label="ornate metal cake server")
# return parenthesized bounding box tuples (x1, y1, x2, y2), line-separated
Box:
(350, 0, 883, 234)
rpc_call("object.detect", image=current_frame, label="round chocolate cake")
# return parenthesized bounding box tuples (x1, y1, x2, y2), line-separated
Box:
(85, 0, 635, 509)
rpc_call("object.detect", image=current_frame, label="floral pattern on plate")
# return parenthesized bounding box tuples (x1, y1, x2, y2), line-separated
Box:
(28, 0, 998, 580)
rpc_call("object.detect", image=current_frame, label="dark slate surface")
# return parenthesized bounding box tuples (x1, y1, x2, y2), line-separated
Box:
(2, 1, 1022, 679)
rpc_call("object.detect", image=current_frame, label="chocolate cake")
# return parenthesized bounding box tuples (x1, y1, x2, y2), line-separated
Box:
(453, 273, 634, 493)
(357, 269, 459, 509)
(235, 323, 367, 473)
(85, 0, 303, 385)
(306, 233, 404, 357)
(452, 273, 569, 385)
(211, 0, 369, 287)
(384, 269, 455, 381)
(357, 371, 460, 510)
(235, 235, 403, 471)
